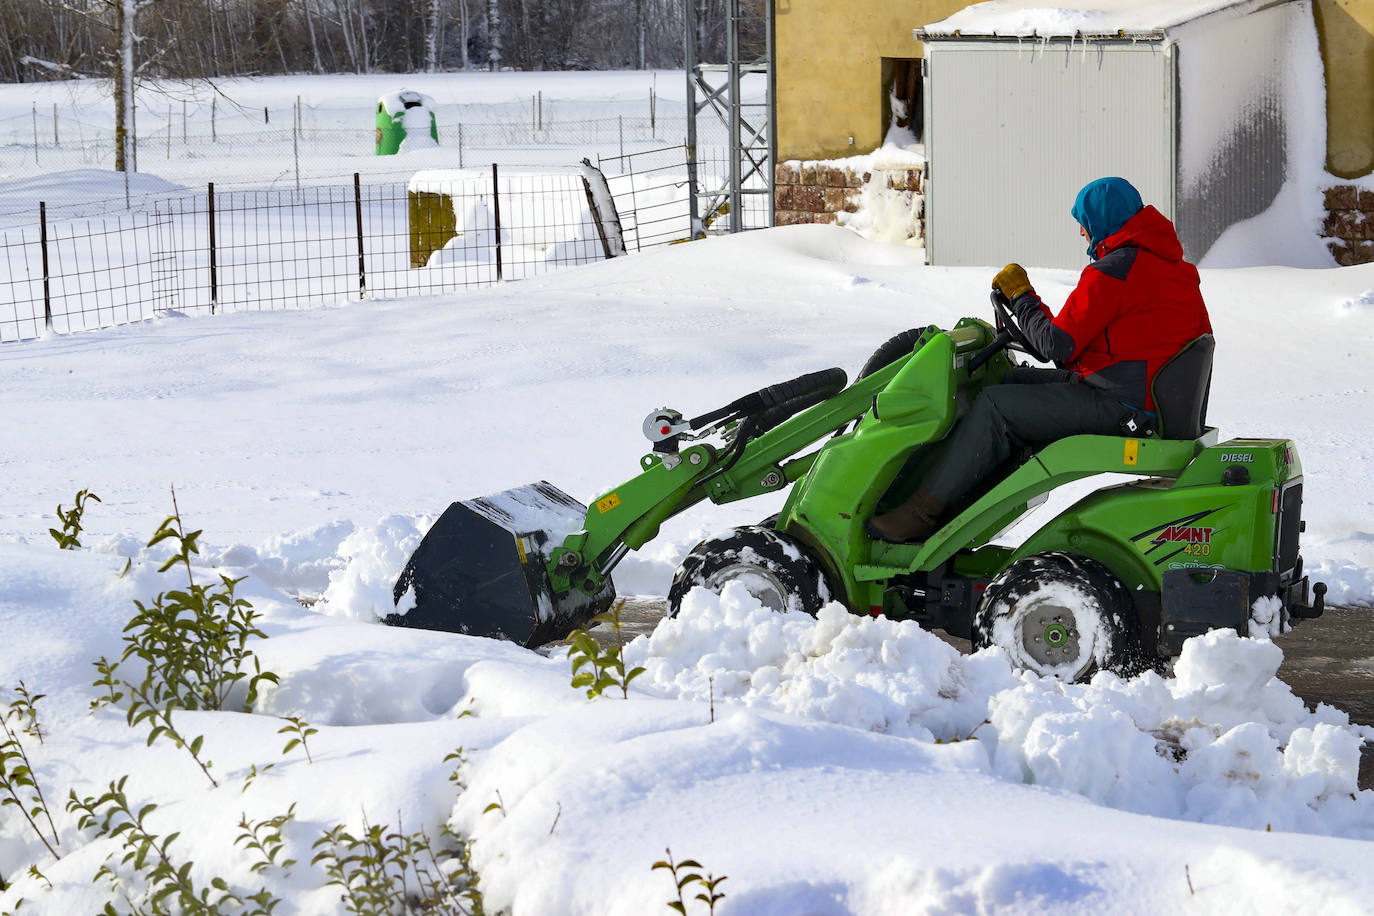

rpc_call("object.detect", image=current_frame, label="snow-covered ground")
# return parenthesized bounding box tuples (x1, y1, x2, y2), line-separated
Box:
(0, 71, 750, 196)
(2, 222, 1373, 913)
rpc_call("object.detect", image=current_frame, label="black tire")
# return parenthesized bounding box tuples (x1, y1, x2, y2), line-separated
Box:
(668, 526, 832, 618)
(973, 551, 1139, 681)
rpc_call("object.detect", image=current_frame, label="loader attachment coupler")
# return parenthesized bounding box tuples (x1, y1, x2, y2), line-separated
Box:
(388, 481, 615, 647)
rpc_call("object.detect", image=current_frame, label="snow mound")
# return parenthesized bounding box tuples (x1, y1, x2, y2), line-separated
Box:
(624, 587, 1374, 838)
(1340, 288, 1374, 311)
(315, 514, 433, 620)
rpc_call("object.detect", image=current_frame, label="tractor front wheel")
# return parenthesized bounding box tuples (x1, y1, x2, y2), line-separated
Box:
(668, 526, 832, 618)
(973, 552, 1139, 681)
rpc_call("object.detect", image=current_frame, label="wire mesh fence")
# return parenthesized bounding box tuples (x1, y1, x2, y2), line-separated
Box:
(0, 158, 692, 343)
(0, 95, 695, 191)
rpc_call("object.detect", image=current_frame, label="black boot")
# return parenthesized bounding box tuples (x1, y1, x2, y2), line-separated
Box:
(865, 487, 945, 543)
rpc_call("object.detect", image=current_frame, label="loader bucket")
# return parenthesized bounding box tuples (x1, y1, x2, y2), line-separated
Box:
(388, 481, 615, 647)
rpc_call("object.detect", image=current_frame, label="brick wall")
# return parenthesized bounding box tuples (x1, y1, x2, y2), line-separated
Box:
(1323, 185, 1374, 266)
(774, 160, 925, 245)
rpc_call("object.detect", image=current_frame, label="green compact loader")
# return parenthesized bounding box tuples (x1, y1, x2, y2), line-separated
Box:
(391, 294, 1325, 679)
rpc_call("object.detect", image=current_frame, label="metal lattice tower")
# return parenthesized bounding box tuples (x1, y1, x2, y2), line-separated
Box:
(685, 0, 776, 236)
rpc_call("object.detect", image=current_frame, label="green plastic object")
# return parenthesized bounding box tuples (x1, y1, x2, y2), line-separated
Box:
(376, 90, 439, 156)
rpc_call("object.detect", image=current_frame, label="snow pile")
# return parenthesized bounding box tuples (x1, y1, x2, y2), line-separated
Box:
(625, 587, 1374, 838)
(1341, 288, 1374, 311)
(630, 586, 1011, 738)
(316, 514, 432, 621)
(990, 631, 1371, 835)
(1249, 594, 1290, 638)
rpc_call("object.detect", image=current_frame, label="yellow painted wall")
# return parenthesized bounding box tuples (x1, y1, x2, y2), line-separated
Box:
(775, 0, 967, 161)
(1315, 0, 1374, 177)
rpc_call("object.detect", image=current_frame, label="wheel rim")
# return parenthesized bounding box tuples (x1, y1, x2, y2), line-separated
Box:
(1016, 599, 1087, 674)
(706, 565, 791, 613)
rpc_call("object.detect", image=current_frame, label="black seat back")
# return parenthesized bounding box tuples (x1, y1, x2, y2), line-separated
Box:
(1151, 334, 1214, 439)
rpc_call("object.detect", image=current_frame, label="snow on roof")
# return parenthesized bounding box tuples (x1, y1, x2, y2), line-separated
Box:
(917, 0, 1258, 39)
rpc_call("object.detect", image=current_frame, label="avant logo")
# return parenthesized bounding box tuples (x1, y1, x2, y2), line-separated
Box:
(1153, 525, 1214, 546)
(1130, 507, 1226, 566)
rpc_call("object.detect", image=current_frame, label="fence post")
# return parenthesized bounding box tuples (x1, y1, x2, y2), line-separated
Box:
(618, 116, 624, 158)
(207, 183, 218, 315)
(491, 163, 503, 282)
(32, 103, 39, 165)
(52, 102, 59, 147)
(293, 118, 301, 195)
(457, 123, 464, 169)
(353, 173, 366, 298)
(39, 202, 52, 332)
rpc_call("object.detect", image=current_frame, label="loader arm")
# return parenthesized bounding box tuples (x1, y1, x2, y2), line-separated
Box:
(546, 323, 995, 599)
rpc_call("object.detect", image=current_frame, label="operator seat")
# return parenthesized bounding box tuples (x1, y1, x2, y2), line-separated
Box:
(1150, 335, 1215, 440)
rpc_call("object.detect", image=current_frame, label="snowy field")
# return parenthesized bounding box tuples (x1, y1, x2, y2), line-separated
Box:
(0, 71, 748, 199)
(2, 221, 1374, 913)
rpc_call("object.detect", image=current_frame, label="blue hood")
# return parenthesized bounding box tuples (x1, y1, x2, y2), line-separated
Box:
(1071, 177, 1144, 259)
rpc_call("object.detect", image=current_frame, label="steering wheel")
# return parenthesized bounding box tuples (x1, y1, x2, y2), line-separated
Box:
(988, 289, 1051, 363)
(967, 289, 1053, 374)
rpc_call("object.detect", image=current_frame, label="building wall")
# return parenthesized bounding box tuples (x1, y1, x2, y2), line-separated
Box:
(774, 0, 966, 161)
(1315, 0, 1374, 178)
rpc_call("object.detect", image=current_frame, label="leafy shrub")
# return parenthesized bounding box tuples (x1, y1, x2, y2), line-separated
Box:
(277, 716, 318, 764)
(1, 688, 60, 860)
(67, 777, 246, 915)
(311, 817, 484, 916)
(653, 849, 728, 916)
(91, 492, 280, 787)
(49, 489, 100, 549)
(565, 602, 645, 699)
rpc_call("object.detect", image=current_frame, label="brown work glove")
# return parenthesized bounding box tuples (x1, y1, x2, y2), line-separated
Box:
(992, 263, 1034, 301)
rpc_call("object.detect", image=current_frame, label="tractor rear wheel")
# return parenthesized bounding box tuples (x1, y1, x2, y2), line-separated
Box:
(973, 551, 1138, 681)
(668, 526, 832, 617)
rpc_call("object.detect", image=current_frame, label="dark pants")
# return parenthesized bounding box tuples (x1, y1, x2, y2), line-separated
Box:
(920, 367, 1134, 507)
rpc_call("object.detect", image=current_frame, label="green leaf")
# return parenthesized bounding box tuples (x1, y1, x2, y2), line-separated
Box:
(147, 524, 179, 547)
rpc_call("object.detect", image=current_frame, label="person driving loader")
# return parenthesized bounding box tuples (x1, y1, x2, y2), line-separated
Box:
(867, 176, 1213, 543)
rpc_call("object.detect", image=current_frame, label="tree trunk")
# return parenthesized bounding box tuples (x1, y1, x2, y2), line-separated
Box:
(425, 0, 440, 72)
(636, 0, 645, 69)
(115, 0, 135, 171)
(457, 0, 469, 68)
(302, 0, 325, 73)
(487, 0, 501, 71)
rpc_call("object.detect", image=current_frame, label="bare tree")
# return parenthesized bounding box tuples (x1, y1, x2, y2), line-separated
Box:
(486, 0, 500, 70)
(425, 0, 441, 71)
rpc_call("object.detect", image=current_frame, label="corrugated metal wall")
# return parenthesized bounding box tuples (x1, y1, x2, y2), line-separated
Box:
(924, 41, 1175, 270)
(1173, 5, 1293, 261)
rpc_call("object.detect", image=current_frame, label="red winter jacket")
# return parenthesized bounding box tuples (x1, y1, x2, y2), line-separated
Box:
(1013, 205, 1212, 411)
